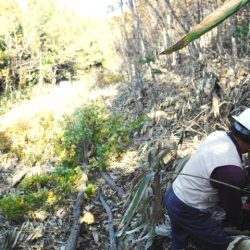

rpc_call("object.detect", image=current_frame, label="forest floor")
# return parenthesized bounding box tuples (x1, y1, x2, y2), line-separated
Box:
(0, 54, 250, 250)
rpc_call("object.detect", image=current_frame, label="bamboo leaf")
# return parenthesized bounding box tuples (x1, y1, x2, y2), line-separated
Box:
(117, 172, 155, 236)
(160, 0, 250, 55)
(139, 56, 155, 64)
(227, 236, 250, 250)
(177, 128, 186, 146)
(151, 68, 162, 75)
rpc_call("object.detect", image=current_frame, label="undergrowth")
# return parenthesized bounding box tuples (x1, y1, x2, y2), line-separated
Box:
(0, 84, 36, 115)
(0, 101, 145, 222)
(0, 166, 82, 222)
(59, 102, 145, 169)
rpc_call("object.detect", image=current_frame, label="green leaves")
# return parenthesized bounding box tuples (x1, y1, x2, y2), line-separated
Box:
(160, 0, 250, 55)
(139, 56, 155, 64)
(60, 104, 144, 169)
(0, 166, 82, 222)
(151, 68, 162, 75)
(117, 172, 155, 236)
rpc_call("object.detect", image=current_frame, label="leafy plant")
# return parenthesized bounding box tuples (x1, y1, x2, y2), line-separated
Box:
(117, 141, 183, 249)
(139, 56, 155, 64)
(84, 183, 98, 198)
(151, 68, 162, 75)
(231, 22, 250, 49)
(117, 172, 155, 236)
(0, 102, 145, 222)
(4, 111, 61, 165)
(232, 23, 250, 39)
(0, 195, 28, 221)
(59, 103, 145, 169)
(0, 166, 82, 222)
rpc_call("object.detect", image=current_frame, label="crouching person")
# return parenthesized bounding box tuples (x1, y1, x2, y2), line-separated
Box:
(164, 108, 250, 250)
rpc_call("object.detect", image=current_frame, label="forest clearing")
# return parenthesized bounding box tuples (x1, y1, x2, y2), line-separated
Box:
(0, 0, 250, 249)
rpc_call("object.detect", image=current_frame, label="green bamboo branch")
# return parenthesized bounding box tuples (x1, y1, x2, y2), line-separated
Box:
(160, 0, 250, 55)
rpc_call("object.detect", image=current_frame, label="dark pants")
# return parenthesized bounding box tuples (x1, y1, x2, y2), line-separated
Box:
(164, 186, 232, 250)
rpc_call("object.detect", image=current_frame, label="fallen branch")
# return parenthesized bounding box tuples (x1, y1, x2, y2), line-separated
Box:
(99, 188, 117, 250)
(99, 170, 125, 198)
(65, 172, 88, 250)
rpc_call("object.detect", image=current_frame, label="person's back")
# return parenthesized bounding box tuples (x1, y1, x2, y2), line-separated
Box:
(173, 131, 242, 210)
(165, 108, 250, 250)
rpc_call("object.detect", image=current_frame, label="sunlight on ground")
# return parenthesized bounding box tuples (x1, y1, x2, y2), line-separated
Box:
(110, 150, 139, 174)
(0, 81, 118, 130)
(0, 79, 120, 200)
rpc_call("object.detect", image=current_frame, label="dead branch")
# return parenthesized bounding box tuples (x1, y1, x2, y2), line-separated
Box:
(99, 170, 125, 198)
(99, 188, 117, 250)
(65, 180, 86, 250)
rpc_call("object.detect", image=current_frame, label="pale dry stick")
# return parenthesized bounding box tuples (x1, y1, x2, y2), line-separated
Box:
(205, 47, 250, 63)
(99, 188, 117, 250)
(173, 107, 210, 136)
(168, 172, 250, 195)
(185, 125, 207, 136)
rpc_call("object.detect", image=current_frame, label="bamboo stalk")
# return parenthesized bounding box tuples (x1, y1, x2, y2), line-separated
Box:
(160, 0, 250, 55)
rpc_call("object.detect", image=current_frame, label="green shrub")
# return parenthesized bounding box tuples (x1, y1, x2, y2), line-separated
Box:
(84, 183, 97, 198)
(59, 103, 145, 169)
(0, 195, 28, 222)
(0, 191, 48, 222)
(0, 166, 82, 222)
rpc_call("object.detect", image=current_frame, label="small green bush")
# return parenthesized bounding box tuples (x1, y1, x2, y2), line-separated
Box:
(59, 103, 145, 169)
(84, 183, 97, 198)
(0, 195, 28, 221)
(0, 166, 83, 222)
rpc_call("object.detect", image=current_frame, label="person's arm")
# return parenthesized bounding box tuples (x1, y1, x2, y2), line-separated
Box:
(211, 165, 246, 226)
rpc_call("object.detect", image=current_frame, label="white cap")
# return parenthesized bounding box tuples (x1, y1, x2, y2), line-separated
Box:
(232, 108, 250, 131)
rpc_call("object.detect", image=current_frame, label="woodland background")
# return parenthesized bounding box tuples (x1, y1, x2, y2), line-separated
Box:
(0, 0, 249, 249)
